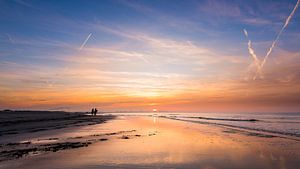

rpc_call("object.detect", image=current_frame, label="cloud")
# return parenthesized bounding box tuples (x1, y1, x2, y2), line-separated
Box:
(13, 0, 34, 8)
(199, 0, 241, 17)
(1, 0, 299, 112)
(2, 46, 300, 112)
(241, 18, 272, 26)
(118, 0, 218, 36)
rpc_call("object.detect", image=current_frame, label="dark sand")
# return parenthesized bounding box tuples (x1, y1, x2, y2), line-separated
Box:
(0, 112, 299, 169)
(0, 111, 114, 140)
(0, 110, 114, 162)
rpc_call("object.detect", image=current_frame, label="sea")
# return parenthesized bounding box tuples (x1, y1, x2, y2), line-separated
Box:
(107, 112, 300, 138)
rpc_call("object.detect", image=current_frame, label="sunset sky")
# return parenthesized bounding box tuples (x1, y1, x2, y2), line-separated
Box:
(0, 0, 300, 112)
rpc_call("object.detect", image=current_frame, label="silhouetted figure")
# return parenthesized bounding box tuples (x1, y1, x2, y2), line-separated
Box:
(91, 108, 95, 116)
(94, 108, 98, 116)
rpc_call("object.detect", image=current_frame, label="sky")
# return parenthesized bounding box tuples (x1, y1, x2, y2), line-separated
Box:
(0, 0, 300, 113)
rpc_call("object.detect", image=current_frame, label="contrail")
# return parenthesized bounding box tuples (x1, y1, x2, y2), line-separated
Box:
(243, 29, 260, 67)
(243, 29, 248, 37)
(243, 29, 262, 79)
(244, 0, 299, 80)
(260, 0, 300, 69)
(79, 33, 92, 50)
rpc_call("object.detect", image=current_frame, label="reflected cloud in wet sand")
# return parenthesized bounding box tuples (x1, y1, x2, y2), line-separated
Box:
(2, 116, 299, 169)
(0, 116, 300, 169)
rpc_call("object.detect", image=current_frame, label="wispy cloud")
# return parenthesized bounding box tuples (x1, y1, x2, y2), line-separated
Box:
(13, 0, 34, 8)
(199, 0, 241, 17)
(241, 18, 272, 26)
(1, 0, 300, 112)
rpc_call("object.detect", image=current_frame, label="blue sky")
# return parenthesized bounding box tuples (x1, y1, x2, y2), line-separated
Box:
(2, 0, 299, 53)
(0, 0, 300, 112)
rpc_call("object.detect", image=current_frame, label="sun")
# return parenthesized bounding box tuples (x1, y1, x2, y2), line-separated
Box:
(152, 109, 157, 112)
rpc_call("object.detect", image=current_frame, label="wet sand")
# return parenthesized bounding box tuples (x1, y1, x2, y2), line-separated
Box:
(0, 115, 300, 169)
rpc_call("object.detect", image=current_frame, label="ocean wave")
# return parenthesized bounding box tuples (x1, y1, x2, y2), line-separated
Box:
(188, 116, 259, 122)
(165, 116, 300, 140)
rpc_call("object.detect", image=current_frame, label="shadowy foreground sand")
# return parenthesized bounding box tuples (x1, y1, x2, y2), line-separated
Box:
(0, 113, 299, 169)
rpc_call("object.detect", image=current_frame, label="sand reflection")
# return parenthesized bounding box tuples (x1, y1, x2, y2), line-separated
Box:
(1, 116, 299, 169)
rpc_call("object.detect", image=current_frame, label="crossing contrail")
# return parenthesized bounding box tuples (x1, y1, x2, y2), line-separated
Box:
(244, 0, 300, 80)
(79, 33, 92, 50)
(260, 0, 300, 69)
(243, 30, 260, 69)
(243, 29, 263, 79)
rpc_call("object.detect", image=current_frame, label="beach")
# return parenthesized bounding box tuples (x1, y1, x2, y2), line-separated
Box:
(0, 112, 299, 169)
(2, 0, 300, 168)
